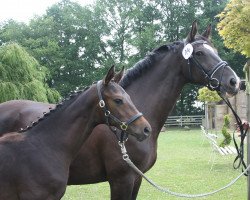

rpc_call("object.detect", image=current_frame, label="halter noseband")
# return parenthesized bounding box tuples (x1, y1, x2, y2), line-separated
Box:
(96, 80, 143, 132)
(186, 40, 229, 91)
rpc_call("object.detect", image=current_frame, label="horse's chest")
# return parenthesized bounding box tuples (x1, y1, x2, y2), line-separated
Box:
(129, 142, 157, 171)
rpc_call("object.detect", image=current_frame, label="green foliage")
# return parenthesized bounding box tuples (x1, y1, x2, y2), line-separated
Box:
(0, 43, 60, 103)
(198, 0, 247, 79)
(217, 0, 250, 57)
(220, 114, 232, 147)
(197, 87, 222, 102)
(224, 114, 230, 128)
(0, 43, 46, 83)
(173, 84, 204, 115)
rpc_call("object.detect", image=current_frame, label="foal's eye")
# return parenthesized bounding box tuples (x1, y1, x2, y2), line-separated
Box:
(114, 99, 123, 105)
(195, 51, 203, 56)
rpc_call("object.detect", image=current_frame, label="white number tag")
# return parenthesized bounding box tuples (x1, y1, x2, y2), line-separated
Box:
(182, 43, 193, 59)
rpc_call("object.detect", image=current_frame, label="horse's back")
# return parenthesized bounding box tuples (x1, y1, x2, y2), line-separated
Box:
(0, 100, 55, 135)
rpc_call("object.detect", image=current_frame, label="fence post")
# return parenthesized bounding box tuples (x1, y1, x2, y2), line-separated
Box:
(245, 60, 250, 200)
(205, 102, 209, 130)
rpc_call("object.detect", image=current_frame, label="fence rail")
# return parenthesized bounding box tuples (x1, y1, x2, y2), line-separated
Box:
(165, 115, 205, 127)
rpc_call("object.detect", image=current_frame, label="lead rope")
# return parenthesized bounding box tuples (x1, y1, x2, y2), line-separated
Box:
(118, 142, 249, 198)
(220, 95, 249, 174)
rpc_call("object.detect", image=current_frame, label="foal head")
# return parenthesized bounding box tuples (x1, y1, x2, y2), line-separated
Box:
(181, 21, 240, 97)
(97, 66, 151, 141)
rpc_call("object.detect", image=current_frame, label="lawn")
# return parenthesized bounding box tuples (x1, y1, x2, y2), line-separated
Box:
(62, 128, 247, 200)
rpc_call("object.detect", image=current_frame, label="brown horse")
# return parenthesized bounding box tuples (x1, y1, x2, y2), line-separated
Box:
(0, 22, 240, 199)
(0, 66, 151, 200)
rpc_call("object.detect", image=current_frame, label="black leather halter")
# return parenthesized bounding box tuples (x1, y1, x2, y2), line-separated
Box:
(186, 40, 228, 91)
(96, 80, 143, 140)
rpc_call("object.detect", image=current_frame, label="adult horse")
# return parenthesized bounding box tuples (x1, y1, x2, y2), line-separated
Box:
(0, 22, 240, 199)
(0, 66, 151, 200)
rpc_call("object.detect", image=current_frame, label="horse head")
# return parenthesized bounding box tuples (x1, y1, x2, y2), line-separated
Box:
(97, 65, 152, 141)
(182, 20, 240, 97)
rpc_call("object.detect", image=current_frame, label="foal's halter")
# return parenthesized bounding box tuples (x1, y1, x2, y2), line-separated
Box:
(96, 80, 143, 139)
(186, 40, 229, 91)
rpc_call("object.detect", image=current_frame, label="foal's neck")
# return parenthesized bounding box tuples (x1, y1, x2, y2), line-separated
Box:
(29, 86, 100, 161)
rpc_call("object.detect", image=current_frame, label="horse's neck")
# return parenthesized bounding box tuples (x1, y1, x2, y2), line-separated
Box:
(29, 86, 99, 161)
(126, 54, 186, 140)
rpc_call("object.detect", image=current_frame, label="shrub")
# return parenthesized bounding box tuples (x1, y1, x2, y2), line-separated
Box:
(220, 115, 232, 147)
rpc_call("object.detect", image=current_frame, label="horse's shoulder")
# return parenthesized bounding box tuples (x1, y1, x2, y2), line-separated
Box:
(0, 133, 26, 165)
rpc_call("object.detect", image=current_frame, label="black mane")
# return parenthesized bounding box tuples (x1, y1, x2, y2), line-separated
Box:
(120, 41, 183, 88)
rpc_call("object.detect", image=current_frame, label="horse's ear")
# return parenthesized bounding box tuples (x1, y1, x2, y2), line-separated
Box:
(186, 20, 198, 43)
(202, 24, 212, 39)
(103, 65, 115, 85)
(113, 66, 124, 83)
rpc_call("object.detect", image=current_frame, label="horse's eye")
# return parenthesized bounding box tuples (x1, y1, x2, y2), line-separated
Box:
(114, 99, 123, 105)
(195, 51, 203, 56)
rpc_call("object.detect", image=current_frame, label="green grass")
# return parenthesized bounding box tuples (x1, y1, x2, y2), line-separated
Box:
(62, 129, 247, 200)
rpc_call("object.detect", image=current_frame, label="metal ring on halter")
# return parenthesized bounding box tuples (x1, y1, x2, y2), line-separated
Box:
(105, 110, 110, 116)
(99, 100, 105, 108)
(120, 122, 128, 131)
(209, 78, 220, 89)
(123, 154, 129, 160)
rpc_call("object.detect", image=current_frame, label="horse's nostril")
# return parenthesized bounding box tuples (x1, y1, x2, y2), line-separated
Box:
(144, 127, 150, 135)
(230, 78, 236, 86)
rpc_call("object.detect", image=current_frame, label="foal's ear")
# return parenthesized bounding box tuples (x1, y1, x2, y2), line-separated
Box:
(114, 66, 124, 83)
(201, 24, 212, 39)
(104, 65, 115, 85)
(186, 20, 198, 43)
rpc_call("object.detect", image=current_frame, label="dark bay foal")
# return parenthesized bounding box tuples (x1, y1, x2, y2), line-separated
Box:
(0, 66, 151, 200)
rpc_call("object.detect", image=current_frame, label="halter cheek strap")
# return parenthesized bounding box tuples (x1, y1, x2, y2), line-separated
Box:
(189, 56, 227, 90)
(96, 80, 143, 141)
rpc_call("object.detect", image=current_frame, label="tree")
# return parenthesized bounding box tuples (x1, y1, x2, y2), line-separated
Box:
(198, 0, 247, 78)
(0, 43, 60, 103)
(197, 87, 222, 103)
(27, 1, 105, 95)
(197, 86, 222, 129)
(0, 1, 109, 96)
(0, 20, 28, 46)
(93, 0, 163, 67)
(217, 0, 250, 57)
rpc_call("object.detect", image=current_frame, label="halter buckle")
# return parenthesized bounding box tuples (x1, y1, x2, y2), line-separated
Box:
(120, 122, 128, 131)
(99, 100, 105, 108)
(209, 78, 220, 90)
(105, 110, 110, 116)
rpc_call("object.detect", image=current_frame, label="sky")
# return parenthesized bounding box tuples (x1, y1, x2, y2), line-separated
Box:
(0, 0, 94, 23)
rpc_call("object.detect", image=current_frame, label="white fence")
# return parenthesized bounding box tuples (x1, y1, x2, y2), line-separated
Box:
(165, 115, 205, 127)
